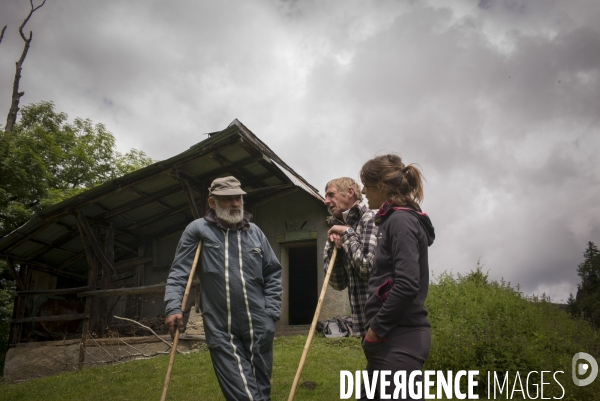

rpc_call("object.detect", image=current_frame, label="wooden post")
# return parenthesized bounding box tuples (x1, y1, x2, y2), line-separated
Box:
(180, 178, 200, 219)
(8, 294, 25, 345)
(98, 225, 114, 337)
(288, 248, 338, 400)
(136, 242, 145, 319)
(161, 242, 202, 401)
(78, 225, 99, 369)
(6, 258, 24, 291)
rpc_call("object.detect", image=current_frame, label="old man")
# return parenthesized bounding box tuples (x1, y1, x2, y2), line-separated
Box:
(165, 176, 282, 401)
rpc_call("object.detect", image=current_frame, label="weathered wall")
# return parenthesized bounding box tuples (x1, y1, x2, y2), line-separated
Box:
(253, 189, 350, 326)
(118, 188, 350, 324)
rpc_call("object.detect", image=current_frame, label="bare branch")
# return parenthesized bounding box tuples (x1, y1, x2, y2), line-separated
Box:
(90, 335, 120, 363)
(5, 0, 47, 132)
(113, 315, 177, 350)
(0, 26, 6, 45)
(19, 0, 47, 41)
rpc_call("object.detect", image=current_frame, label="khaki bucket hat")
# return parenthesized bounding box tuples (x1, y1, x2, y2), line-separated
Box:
(209, 176, 247, 196)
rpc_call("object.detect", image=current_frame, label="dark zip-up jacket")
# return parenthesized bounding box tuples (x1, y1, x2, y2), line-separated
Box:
(366, 206, 435, 338)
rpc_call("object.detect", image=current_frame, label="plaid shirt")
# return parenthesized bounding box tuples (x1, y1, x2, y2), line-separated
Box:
(324, 201, 378, 337)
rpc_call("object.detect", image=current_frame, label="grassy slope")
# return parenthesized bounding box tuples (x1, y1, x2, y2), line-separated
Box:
(1, 268, 599, 400)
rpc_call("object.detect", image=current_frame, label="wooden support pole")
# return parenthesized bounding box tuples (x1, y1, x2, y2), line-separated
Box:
(78, 226, 99, 370)
(288, 248, 338, 401)
(136, 242, 145, 319)
(6, 257, 24, 291)
(98, 225, 114, 336)
(76, 211, 116, 276)
(180, 178, 200, 219)
(12, 314, 86, 324)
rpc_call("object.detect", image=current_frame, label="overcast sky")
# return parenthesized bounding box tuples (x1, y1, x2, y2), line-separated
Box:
(1, 0, 599, 302)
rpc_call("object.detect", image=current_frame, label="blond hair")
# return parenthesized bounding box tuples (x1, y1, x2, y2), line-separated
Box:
(325, 177, 363, 202)
(359, 154, 424, 207)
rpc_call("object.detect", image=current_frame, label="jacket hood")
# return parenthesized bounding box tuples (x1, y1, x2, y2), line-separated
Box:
(375, 202, 435, 246)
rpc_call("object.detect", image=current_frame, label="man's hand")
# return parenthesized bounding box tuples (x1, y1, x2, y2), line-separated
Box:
(365, 327, 382, 342)
(165, 313, 184, 339)
(328, 225, 348, 249)
(328, 232, 342, 249)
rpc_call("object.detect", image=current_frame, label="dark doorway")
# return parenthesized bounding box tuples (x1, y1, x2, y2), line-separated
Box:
(288, 245, 318, 325)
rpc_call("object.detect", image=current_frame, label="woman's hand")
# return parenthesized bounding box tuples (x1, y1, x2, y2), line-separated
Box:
(365, 327, 382, 342)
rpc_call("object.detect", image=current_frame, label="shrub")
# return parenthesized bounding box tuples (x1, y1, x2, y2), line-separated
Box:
(425, 264, 600, 400)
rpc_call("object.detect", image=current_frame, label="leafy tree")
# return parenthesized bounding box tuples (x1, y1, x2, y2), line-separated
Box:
(0, 101, 154, 373)
(0, 101, 154, 237)
(569, 241, 600, 326)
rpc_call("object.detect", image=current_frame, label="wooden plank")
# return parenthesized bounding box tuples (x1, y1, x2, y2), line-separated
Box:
(100, 184, 183, 219)
(0, 253, 47, 268)
(77, 281, 199, 298)
(114, 256, 153, 270)
(126, 203, 190, 231)
(114, 240, 136, 255)
(25, 230, 79, 261)
(3, 224, 51, 253)
(16, 286, 90, 296)
(170, 170, 205, 193)
(55, 252, 86, 271)
(12, 314, 86, 324)
(28, 264, 87, 282)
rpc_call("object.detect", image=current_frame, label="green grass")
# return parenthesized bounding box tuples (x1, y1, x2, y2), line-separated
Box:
(2, 266, 600, 400)
(0, 336, 365, 401)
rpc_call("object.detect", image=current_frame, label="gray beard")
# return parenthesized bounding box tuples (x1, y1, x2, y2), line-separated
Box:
(214, 202, 244, 225)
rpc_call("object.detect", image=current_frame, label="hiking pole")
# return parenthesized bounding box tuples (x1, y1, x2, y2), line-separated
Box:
(288, 247, 338, 401)
(161, 241, 202, 401)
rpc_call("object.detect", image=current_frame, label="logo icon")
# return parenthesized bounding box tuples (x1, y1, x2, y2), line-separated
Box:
(572, 352, 598, 386)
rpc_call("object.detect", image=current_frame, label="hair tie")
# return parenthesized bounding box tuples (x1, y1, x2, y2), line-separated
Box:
(402, 166, 409, 174)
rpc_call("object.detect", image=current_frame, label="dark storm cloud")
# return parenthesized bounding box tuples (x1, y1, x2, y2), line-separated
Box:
(1, 0, 599, 301)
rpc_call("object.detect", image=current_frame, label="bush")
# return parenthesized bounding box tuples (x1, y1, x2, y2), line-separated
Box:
(425, 264, 600, 400)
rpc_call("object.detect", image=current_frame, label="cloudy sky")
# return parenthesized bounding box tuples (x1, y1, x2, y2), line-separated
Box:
(1, 0, 599, 302)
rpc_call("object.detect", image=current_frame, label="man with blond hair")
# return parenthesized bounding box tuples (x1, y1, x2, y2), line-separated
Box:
(324, 177, 377, 337)
(165, 176, 282, 401)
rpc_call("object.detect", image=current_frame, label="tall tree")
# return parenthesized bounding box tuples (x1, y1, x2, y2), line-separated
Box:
(570, 241, 600, 326)
(5, 0, 47, 132)
(0, 101, 154, 237)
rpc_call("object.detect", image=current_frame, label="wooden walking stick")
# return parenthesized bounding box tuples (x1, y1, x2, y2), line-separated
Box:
(288, 247, 338, 401)
(161, 241, 202, 401)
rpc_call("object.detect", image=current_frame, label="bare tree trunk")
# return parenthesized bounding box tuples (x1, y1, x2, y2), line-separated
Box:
(0, 26, 7, 44)
(5, 0, 47, 132)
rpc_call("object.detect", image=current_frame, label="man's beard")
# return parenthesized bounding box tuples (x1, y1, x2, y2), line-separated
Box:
(214, 201, 244, 225)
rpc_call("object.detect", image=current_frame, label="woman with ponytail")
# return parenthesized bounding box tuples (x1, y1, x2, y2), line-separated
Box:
(359, 154, 435, 400)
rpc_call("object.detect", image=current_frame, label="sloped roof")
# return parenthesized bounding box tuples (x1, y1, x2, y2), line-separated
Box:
(0, 120, 324, 281)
